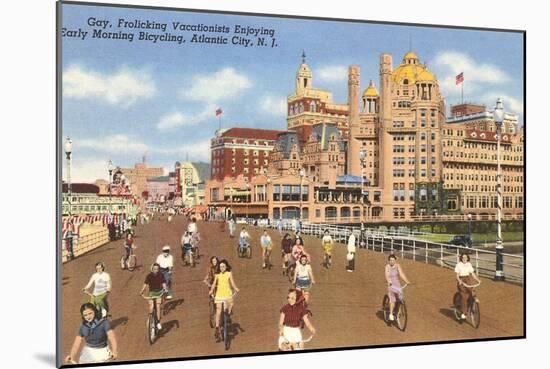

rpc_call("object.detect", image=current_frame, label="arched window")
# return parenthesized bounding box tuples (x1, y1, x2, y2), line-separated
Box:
(299, 102, 304, 113)
(310, 101, 316, 112)
(403, 79, 409, 85)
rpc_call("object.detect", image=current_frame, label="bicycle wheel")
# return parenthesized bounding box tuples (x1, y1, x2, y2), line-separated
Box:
(452, 292, 462, 321)
(470, 299, 481, 329)
(128, 255, 137, 271)
(189, 251, 194, 267)
(147, 314, 156, 345)
(382, 295, 390, 323)
(396, 302, 408, 331)
(209, 299, 215, 328)
(287, 264, 295, 283)
(246, 246, 252, 259)
(223, 309, 230, 350)
(120, 255, 126, 270)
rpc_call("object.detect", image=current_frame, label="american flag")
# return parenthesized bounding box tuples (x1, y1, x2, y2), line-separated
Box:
(455, 72, 464, 85)
(215, 108, 223, 116)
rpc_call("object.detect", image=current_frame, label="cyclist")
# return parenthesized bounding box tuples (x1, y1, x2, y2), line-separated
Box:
(294, 231, 305, 247)
(122, 233, 135, 269)
(204, 256, 220, 287)
(321, 229, 334, 267)
(187, 217, 198, 235)
(294, 254, 315, 305)
(385, 254, 411, 321)
(260, 229, 273, 269)
(82, 262, 111, 318)
(281, 233, 294, 271)
(156, 246, 174, 299)
(191, 231, 201, 259)
(455, 252, 481, 320)
(65, 302, 118, 364)
(291, 237, 310, 264)
(140, 263, 168, 330)
(209, 259, 240, 340)
(278, 289, 316, 351)
(180, 231, 193, 265)
(239, 226, 251, 254)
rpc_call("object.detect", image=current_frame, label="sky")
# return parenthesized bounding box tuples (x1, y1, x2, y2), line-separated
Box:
(60, 3, 524, 183)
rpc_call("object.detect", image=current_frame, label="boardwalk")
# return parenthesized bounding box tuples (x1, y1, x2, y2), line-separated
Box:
(60, 216, 524, 363)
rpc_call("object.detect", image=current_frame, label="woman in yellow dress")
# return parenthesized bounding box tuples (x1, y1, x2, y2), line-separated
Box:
(209, 259, 240, 339)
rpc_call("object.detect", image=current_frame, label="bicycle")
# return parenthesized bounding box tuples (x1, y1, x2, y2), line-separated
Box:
(141, 291, 165, 345)
(238, 241, 252, 259)
(452, 281, 481, 328)
(181, 244, 195, 267)
(322, 253, 332, 269)
(285, 260, 296, 283)
(120, 246, 137, 271)
(263, 248, 273, 270)
(382, 283, 409, 331)
(82, 290, 109, 319)
(278, 333, 314, 351)
(216, 292, 238, 351)
(203, 281, 216, 328)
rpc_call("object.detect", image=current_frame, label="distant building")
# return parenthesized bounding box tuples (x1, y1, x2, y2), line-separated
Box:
(209, 127, 284, 182)
(119, 157, 164, 198)
(62, 183, 139, 216)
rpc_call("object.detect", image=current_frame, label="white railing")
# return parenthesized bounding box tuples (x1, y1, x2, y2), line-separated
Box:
(255, 219, 524, 284)
(62, 228, 110, 263)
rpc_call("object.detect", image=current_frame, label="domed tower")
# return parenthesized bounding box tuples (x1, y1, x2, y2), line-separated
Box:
(296, 51, 312, 95)
(362, 80, 379, 113)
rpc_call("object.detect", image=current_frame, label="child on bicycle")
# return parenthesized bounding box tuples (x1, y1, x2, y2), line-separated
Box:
(281, 233, 294, 271)
(156, 246, 174, 299)
(82, 262, 111, 318)
(294, 254, 315, 305)
(65, 302, 118, 364)
(321, 230, 334, 267)
(209, 260, 240, 340)
(278, 289, 316, 351)
(181, 231, 193, 265)
(191, 231, 201, 259)
(385, 254, 411, 321)
(455, 252, 481, 320)
(140, 263, 168, 330)
(239, 227, 251, 253)
(122, 233, 135, 268)
(260, 229, 273, 268)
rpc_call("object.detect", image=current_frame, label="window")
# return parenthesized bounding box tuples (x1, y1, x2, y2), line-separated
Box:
(421, 133, 426, 140)
(421, 145, 427, 152)
(420, 189, 427, 201)
(421, 169, 426, 177)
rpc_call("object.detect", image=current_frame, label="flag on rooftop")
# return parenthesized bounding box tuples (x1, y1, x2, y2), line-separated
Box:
(215, 108, 223, 116)
(455, 72, 464, 85)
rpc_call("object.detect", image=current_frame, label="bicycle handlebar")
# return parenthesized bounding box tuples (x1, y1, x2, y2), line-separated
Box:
(140, 291, 166, 300)
(460, 280, 481, 288)
(280, 334, 314, 344)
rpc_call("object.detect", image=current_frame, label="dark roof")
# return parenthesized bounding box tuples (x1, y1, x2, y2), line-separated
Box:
(62, 183, 100, 194)
(222, 127, 285, 141)
(311, 123, 345, 151)
(275, 131, 300, 159)
(148, 176, 170, 182)
(336, 175, 368, 185)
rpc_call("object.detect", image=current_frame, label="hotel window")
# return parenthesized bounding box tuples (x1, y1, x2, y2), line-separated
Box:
(273, 185, 281, 201)
(421, 133, 426, 140)
(244, 158, 249, 165)
(244, 168, 249, 173)
(431, 145, 436, 153)
(254, 159, 259, 165)
(244, 150, 249, 156)
(253, 151, 258, 156)
(420, 189, 427, 201)
(409, 190, 415, 201)
(431, 157, 436, 165)
(421, 169, 426, 177)
(421, 157, 427, 164)
(431, 133, 436, 140)
(421, 145, 427, 153)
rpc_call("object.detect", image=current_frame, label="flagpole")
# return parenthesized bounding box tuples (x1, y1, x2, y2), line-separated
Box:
(461, 81, 464, 104)
(218, 115, 221, 131)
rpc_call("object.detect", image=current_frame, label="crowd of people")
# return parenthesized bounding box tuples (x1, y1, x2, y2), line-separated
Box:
(65, 211, 482, 363)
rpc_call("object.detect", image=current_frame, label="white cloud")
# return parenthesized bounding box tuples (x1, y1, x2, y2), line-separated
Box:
(433, 51, 511, 96)
(156, 105, 217, 130)
(63, 65, 156, 107)
(79, 134, 149, 155)
(180, 67, 251, 102)
(259, 94, 287, 116)
(316, 65, 348, 83)
(153, 139, 212, 162)
(62, 158, 112, 183)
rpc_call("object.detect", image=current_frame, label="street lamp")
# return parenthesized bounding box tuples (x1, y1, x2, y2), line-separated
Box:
(359, 149, 366, 247)
(493, 98, 505, 281)
(299, 168, 305, 220)
(108, 160, 114, 214)
(64, 137, 73, 216)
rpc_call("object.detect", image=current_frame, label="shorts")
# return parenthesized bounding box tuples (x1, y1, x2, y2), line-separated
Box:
(214, 295, 233, 305)
(182, 244, 192, 253)
(296, 277, 311, 290)
(323, 244, 333, 254)
(261, 244, 273, 251)
(149, 289, 164, 300)
(79, 345, 112, 364)
(279, 326, 302, 348)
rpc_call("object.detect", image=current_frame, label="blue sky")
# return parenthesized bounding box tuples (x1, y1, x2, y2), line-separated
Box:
(61, 3, 524, 183)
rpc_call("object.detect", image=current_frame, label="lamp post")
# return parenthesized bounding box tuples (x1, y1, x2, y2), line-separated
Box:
(108, 160, 114, 214)
(299, 168, 305, 221)
(493, 98, 505, 281)
(64, 137, 73, 216)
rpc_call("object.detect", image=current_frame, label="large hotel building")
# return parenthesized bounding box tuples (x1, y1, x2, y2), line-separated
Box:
(205, 50, 524, 223)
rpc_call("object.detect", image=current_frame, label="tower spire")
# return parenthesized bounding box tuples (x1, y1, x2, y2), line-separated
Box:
(302, 50, 306, 64)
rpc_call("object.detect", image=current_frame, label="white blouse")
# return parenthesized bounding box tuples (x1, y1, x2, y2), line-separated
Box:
(454, 261, 474, 277)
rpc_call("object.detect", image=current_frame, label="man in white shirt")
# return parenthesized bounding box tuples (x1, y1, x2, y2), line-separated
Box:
(187, 217, 198, 235)
(260, 230, 273, 269)
(156, 245, 174, 299)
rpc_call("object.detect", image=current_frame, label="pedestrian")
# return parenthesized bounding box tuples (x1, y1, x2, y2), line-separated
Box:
(346, 232, 356, 272)
(278, 217, 283, 235)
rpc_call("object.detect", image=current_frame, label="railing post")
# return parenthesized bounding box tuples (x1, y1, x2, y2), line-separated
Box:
(391, 237, 394, 253)
(425, 241, 428, 263)
(440, 244, 443, 267)
(381, 236, 384, 253)
(401, 239, 404, 258)
(475, 249, 479, 272)
(413, 239, 416, 262)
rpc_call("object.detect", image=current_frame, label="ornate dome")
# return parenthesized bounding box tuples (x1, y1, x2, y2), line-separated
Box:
(392, 51, 436, 84)
(362, 80, 379, 97)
